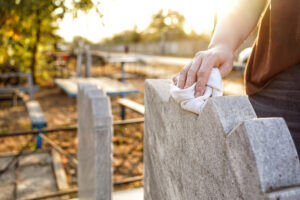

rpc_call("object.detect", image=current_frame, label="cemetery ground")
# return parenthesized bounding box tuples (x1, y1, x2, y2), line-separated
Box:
(0, 62, 244, 195)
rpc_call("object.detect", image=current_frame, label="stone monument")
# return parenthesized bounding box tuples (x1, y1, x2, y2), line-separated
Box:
(144, 79, 300, 200)
(77, 83, 113, 200)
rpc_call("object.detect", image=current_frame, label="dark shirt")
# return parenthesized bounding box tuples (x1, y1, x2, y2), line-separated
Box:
(245, 0, 300, 95)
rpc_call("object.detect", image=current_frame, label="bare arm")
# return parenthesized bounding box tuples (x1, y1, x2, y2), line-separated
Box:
(174, 0, 268, 97)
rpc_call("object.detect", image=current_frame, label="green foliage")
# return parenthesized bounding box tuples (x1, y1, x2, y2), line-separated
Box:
(0, 0, 100, 83)
(146, 9, 186, 41)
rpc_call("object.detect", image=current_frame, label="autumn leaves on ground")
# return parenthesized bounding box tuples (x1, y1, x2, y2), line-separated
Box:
(0, 65, 147, 191)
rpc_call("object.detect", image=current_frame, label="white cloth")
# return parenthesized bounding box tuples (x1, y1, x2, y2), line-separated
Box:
(170, 68, 223, 114)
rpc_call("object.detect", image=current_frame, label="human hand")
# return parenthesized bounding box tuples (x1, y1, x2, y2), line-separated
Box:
(173, 44, 233, 97)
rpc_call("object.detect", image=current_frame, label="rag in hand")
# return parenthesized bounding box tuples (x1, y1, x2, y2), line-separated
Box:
(170, 68, 223, 114)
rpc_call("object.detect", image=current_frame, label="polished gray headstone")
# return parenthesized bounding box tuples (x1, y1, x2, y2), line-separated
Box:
(78, 83, 113, 200)
(144, 79, 300, 200)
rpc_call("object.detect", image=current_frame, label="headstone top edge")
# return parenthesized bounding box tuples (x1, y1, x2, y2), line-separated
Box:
(209, 95, 257, 134)
(145, 79, 173, 102)
(240, 117, 288, 132)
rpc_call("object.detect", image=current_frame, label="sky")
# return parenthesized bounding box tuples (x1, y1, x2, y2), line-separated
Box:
(56, 0, 236, 43)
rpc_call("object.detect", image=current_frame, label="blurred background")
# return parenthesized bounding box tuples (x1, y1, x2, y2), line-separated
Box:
(0, 0, 256, 199)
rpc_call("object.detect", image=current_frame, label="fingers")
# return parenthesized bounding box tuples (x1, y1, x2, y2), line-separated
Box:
(172, 74, 178, 85)
(178, 61, 192, 89)
(184, 55, 202, 88)
(218, 61, 233, 78)
(195, 57, 215, 97)
(177, 49, 232, 93)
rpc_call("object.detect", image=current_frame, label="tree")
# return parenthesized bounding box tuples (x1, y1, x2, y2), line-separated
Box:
(146, 9, 187, 41)
(101, 9, 211, 45)
(103, 26, 142, 44)
(0, 0, 101, 84)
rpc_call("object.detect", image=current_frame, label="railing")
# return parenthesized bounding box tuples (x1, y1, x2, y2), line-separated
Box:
(0, 72, 34, 100)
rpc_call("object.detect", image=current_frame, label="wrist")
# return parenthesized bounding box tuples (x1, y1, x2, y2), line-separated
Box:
(208, 42, 234, 53)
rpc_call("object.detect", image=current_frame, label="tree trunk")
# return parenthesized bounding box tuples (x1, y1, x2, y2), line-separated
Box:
(30, 9, 41, 84)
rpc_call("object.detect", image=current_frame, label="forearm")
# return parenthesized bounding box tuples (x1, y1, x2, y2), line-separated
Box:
(175, 0, 269, 94)
(209, 0, 268, 52)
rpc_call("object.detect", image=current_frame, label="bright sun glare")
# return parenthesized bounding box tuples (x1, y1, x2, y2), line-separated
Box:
(57, 0, 236, 43)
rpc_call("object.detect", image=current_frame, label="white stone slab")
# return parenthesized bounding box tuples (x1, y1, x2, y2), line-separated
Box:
(77, 83, 113, 200)
(144, 79, 300, 200)
(16, 151, 57, 200)
(70, 188, 143, 200)
(55, 77, 138, 96)
(0, 157, 15, 200)
(113, 188, 143, 200)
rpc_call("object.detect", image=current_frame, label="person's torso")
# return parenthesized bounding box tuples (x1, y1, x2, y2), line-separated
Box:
(245, 0, 300, 95)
